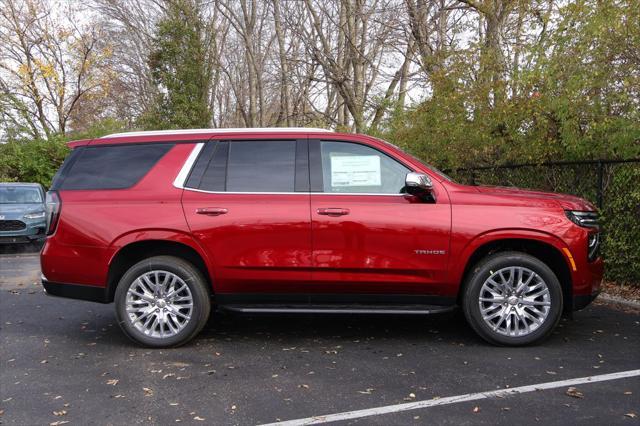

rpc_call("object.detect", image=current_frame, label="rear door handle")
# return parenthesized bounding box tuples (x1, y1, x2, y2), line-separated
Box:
(196, 207, 228, 216)
(317, 208, 350, 216)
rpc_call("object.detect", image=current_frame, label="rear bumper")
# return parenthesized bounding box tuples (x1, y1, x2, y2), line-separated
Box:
(42, 277, 110, 304)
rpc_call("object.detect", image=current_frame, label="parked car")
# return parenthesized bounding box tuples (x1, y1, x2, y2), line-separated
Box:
(40, 128, 603, 347)
(0, 182, 47, 244)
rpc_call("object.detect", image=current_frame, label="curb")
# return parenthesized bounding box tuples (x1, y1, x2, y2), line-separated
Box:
(599, 293, 640, 309)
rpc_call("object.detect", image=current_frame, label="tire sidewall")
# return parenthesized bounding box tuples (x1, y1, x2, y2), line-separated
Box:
(114, 256, 210, 348)
(463, 252, 563, 346)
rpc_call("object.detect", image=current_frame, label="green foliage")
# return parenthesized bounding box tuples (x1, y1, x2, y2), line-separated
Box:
(0, 136, 69, 188)
(385, 0, 640, 169)
(0, 119, 127, 188)
(142, 0, 211, 129)
(600, 165, 640, 284)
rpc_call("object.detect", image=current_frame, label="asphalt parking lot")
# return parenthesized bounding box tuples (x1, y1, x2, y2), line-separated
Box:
(1, 245, 639, 425)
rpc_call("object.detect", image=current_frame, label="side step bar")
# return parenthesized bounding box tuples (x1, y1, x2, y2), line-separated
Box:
(220, 304, 456, 315)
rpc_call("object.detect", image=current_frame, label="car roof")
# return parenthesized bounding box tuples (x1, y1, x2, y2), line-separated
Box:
(0, 182, 43, 187)
(102, 127, 332, 139)
(68, 127, 335, 148)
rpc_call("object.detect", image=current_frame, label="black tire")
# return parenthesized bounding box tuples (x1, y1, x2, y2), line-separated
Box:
(114, 256, 211, 348)
(462, 251, 563, 346)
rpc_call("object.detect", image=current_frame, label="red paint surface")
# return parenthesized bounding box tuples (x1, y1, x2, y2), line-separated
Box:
(42, 130, 603, 300)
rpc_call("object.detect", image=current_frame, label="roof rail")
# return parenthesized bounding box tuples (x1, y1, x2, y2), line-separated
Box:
(101, 127, 333, 139)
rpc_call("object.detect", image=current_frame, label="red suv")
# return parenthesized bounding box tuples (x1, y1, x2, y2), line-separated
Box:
(41, 128, 603, 347)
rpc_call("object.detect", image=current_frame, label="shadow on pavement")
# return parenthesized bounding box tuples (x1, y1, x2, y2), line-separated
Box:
(0, 241, 43, 255)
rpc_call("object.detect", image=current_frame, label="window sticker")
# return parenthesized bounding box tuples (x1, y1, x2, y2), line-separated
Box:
(330, 155, 381, 187)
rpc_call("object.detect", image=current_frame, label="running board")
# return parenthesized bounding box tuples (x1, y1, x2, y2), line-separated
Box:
(220, 304, 456, 315)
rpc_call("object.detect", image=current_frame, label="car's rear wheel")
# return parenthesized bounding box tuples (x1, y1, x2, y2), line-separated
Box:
(462, 251, 563, 346)
(114, 256, 211, 348)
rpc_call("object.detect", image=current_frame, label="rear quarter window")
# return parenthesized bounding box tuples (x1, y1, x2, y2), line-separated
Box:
(55, 143, 174, 190)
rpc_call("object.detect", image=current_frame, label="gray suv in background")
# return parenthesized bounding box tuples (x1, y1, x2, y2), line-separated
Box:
(0, 183, 46, 244)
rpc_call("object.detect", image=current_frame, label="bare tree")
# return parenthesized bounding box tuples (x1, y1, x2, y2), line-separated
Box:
(295, 0, 411, 132)
(0, 0, 114, 137)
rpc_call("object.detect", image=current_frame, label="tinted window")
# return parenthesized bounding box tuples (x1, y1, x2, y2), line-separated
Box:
(59, 144, 174, 190)
(185, 141, 218, 189)
(198, 141, 229, 192)
(225, 141, 296, 192)
(320, 141, 410, 194)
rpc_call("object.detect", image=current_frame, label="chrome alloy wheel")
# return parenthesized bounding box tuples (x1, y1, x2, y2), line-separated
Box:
(478, 266, 551, 337)
(125, 270, 193, 339)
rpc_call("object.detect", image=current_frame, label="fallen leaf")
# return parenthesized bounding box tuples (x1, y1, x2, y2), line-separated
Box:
(143, 387, 154, 397)
(625, 413, 637, 418)
(566, 387, 584, 399)
(106, 379, 119, 386)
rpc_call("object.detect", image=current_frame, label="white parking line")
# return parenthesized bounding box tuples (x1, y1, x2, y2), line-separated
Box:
(261, 369, 640, 426)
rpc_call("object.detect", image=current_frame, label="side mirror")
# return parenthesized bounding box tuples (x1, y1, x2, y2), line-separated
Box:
(404, 172, 435, 201)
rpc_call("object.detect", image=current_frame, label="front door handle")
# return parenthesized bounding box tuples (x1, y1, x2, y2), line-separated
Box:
(196, 207, 228, 216)
(317, 208, 350, 217)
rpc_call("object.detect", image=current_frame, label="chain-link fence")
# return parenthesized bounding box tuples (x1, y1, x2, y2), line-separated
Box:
(446, 159, 640, 285)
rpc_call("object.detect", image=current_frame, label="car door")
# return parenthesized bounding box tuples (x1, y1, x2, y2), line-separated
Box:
(181, 139, 312, 299)
(309, 139, 452, 298)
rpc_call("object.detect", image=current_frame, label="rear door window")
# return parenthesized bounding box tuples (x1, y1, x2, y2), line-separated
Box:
(192, 140, 299, 193)
(56, 143, 174, 190)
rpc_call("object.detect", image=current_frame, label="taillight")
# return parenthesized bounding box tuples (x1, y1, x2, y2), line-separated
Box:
(45, 191, 61, 235)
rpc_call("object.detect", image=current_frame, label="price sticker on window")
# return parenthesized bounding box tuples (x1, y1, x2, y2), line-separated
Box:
(330, 155, 381, 187)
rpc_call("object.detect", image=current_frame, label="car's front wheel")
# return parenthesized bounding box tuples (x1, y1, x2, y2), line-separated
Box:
(463, 251, 563, 346)
(114, 256, 211, 347)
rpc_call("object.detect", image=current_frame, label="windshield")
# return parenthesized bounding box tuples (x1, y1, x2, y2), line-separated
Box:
(0, 187, 43, 204)
(376, 138, 455, 182)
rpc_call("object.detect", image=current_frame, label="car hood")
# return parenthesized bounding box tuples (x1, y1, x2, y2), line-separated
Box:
(473, 185, 596, 211)
(0, 203, 44, 214)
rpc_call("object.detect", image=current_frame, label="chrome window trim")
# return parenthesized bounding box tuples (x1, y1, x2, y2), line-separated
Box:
(173, 143, 204, 189)
(175, 141, 406, 196)
(181, 186, 405, 196)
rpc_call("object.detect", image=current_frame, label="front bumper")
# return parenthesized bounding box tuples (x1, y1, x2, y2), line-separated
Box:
(573, 290, 601, 311)
(0, 219, 46, 243)
(42, 276, 110, 304)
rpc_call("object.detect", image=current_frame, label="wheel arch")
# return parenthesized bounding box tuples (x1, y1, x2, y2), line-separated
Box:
(106, 232, 214, 303)
(455, 232, 574, 312)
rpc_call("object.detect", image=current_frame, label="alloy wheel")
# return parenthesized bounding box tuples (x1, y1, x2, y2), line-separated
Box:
(478, 266, 551, 337)
(125, 270, 194, 339)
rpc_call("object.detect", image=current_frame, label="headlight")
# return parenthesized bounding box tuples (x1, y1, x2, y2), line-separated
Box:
(565, 210, 599, 228)
(24, 211, 46, 220)
(588, 232, 600, 262)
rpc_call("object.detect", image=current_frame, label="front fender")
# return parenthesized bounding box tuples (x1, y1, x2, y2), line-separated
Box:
(450, 228, 576, 289)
